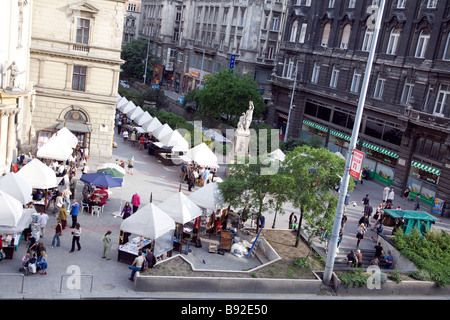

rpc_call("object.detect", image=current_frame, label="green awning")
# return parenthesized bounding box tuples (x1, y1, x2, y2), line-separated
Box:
(383, 209, 440, 222)
(411, 161, 441, 176)
(302, 120, 327, 132)
(362, 142, 398, 159)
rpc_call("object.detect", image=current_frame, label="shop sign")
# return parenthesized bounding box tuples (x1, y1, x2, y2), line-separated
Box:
(349, 150, 365, 180)
(190, 71, 200, 78)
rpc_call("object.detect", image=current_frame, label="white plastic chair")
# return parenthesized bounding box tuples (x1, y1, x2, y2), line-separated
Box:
(91, 205, 101, 217)
(81, 202, 90, 214)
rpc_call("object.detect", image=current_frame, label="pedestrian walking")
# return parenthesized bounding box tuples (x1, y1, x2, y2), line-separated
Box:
(356, 249, 363, 268)
(187, 170, 196, 192)
(54, 191, 63, 214)
(70, 200, 79, 228)
(61, 186, 72, 210)
(374, 242, 384, 258)
(127, 155, 135, 175)
(50, 219, 63, 248)
(102, 231, 112, 260)
(38, 212, 49, 238)
(131, 192, 140, 213)
(414, 194, 421, 211)
(387, 188, 395, 204)
(356, 223, 366, 247)
(346, 250, 357, 267)
(121, 202, 132, 219)
(403, 187, 410, 205)
(289, 212, 298, 229)
(382, 185, 390, 202)
(362, 194, 370, 211)
(69, 223, 81, 253)
(58, 205, 68, 230)
(128, 250, 145, 281)
(69, 174, 78, 200)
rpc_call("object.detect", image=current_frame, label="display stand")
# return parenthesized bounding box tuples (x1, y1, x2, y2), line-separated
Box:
(219, 230, 233, 251)
(118, 236, 152, 264)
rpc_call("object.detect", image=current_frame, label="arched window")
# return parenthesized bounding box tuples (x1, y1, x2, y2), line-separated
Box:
(321, 23, 331, 47)
(386, 28, 401, 55)
(415, 29, 430, 58)
(290, 20, 298, 42)
(340, 24, 351, 49)
(362, 28, 374, 52)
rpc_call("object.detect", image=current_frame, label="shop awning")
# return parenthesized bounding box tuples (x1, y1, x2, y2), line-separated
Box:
(56, 121, 91, 133)
(411, 161, 441, 176)
(362, 142, 398, 159)
(302, 119, 327, 132)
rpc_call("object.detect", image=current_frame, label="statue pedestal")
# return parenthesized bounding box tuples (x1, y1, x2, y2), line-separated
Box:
(233, 129, 250, 159)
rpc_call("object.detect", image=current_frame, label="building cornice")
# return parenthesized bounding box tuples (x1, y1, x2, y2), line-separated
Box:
(30, 47, 124, 66)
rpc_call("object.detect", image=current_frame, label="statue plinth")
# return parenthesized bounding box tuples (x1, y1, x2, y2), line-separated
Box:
(233, 129, 251, 158)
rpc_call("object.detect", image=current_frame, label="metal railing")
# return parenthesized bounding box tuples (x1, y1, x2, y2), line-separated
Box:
(59, 274, 94, 293)
(0, 273, 25, 293)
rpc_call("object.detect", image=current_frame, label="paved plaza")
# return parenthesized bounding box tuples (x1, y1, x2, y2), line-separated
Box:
(0, 127, 449, 299)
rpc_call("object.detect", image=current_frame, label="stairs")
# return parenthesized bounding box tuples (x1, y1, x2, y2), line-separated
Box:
(333, 247, 386, 271)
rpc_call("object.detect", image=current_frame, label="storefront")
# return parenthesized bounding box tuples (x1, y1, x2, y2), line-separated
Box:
(407, 160, 441, 207)
(361, 142, 398, 186)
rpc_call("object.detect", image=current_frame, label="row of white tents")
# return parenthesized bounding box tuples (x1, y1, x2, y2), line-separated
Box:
(116, 95, 220, 168)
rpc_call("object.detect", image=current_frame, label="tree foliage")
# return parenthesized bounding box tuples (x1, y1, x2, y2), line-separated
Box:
(121, 38, 158, 80)
(185, 70, 266, 125)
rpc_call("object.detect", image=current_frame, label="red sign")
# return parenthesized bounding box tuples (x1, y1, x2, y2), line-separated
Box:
(349, 150, 365, 180)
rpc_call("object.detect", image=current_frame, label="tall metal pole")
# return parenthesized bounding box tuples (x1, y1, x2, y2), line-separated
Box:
(322, 0, 386, 286)
(143, 38, 150, 85)
(284, 60, 299, 142)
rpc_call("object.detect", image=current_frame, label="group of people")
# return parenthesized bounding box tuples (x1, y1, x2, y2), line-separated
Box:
(180, 162, 217, 192)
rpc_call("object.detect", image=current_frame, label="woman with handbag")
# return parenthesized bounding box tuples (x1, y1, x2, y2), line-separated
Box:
(69, 223, 81, 253)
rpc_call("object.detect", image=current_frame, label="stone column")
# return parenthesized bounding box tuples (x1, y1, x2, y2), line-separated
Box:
(0, 110, 9, 166)
(6, 110, 17, 165)
(392, 124, 416, 192)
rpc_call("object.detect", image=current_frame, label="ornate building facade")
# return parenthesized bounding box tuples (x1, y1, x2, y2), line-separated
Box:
(269, 0, 450, 216)
(29, 0, 125, 159)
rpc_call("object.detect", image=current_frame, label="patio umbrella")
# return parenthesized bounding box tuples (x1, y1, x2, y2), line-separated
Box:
(157, 192, 202, 224)
(16, 158, 58, 189)
(0, 190, 24, 227)
(0, 172, 32, 205)
(52, 127, 78, 149)
(37, 135, 73, 161)
(188, 182, 224, 212)
(80, 172, 123, 188)
(96, 163, 126, 178)
(187, 143, 219, 167)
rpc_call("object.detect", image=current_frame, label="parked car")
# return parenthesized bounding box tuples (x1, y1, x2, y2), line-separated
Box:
(119, 80, 130, 88)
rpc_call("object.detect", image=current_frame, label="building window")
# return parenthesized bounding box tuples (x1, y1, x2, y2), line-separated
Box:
(434, 84, 450, 116)
(321, 23, 331, 47)
(290, 20, 298, 42)
(426, 0, 437, 8)
(386, 28, 401, 55)
(311, 62, 320, 84)
(340, 24, 351, 49)
(72, 66, 87, 91)
(350, 70, 362, 93)
(362, 28, 374, 52)
(304, 0, 311, 6)
(267, 46, 275, 60)
(400, 79, 414, 106)
(415, 30, 430, 58)
(330, 66, 339, 88)
(348, 0, 356, 8)
(76, 18, 90, 44)
(443, 33, 450, 61)
(299, 23, 307, 43)
(127, 3, 137, 11)
(373, 77, 386, 99)
(271, 16, 279, 31)
(328, 0, 335, 8)
(397, 0, 406, 8)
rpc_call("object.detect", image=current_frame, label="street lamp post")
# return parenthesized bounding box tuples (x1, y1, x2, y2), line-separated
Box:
(322, 0, 386, 286)
(284, 60, 300, 142)
(199, 48, 205, 88)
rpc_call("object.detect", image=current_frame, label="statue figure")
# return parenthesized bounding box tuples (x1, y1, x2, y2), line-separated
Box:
(236, 101, 254, 133)
(7, 61, 23, 89)
(237, 112, 246, 131)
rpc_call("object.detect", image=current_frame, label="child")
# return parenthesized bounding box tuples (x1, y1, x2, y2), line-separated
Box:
(37, 251, 48, 275)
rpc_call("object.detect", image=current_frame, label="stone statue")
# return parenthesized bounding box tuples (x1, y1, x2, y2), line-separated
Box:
(7, 61, 23, 89)
(236, 101, 254, 133)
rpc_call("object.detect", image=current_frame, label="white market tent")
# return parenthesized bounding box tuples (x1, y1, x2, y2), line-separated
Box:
(188, 182, 224, 212)
(120, 203, 175, 239)
(134, 111, 152, 126)
(187, 143, 218, 167)
(116, 97, 128, 111)
(120, 100, 136, 114)
(16, 158, 58, 189)
(51, 127, 78, 149)
(157, 192, 202, 225)
(268, 148, 286, 162)
(142, 117, 162, 133)
(158, 130, 189, 152)
(117, 94, 121, 102)
(0, 172, 32, 205)
(126, 105, 144, 121)
(0, 190, 25, 227)
(36, 135, 73, 161)
(153, 123, 173, 140)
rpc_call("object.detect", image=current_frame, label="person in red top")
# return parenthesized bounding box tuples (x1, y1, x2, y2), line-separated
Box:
(138, 135, 146, 150)
(131, 192, 140, 213)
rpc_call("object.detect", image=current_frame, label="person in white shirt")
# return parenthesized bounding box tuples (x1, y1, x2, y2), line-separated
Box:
(387, 188, 395, 204)
(382, 185, 390, 202)
(38, 212, 49, 238)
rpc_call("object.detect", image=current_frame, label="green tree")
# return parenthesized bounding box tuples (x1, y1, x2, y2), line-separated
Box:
(121, 38, 157, 80)
(282, 145, 353, 247)
(186, 70, 266, 125)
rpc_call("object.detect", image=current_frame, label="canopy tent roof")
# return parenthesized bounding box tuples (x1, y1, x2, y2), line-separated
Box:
(158, 130, 189, 152)
(126, 106, 144, 121)
(142, 117, 162, 133)
(187, 143, 219, 167)
(0, 172, 32, 205)
(117, 94, 121, 102)
(268, 148, 286, 162)
(120, 203, 175, 239)
(153, 123, 173, 141)
(120, 100, 136, 114)
(188, 182, 224, 211)
(383, 209, 439, 222)
(0, 208, 35, 234)
(17, 158, 58, 189)
(134, 111, 152, 126)
(0, 190, 25, 227)
(116, 97, 129, 110)
(157, 192, 202, 224)
(203, 129, 232, 144)
(52, 127, 78, 149)
(37, 135, 73, 161)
